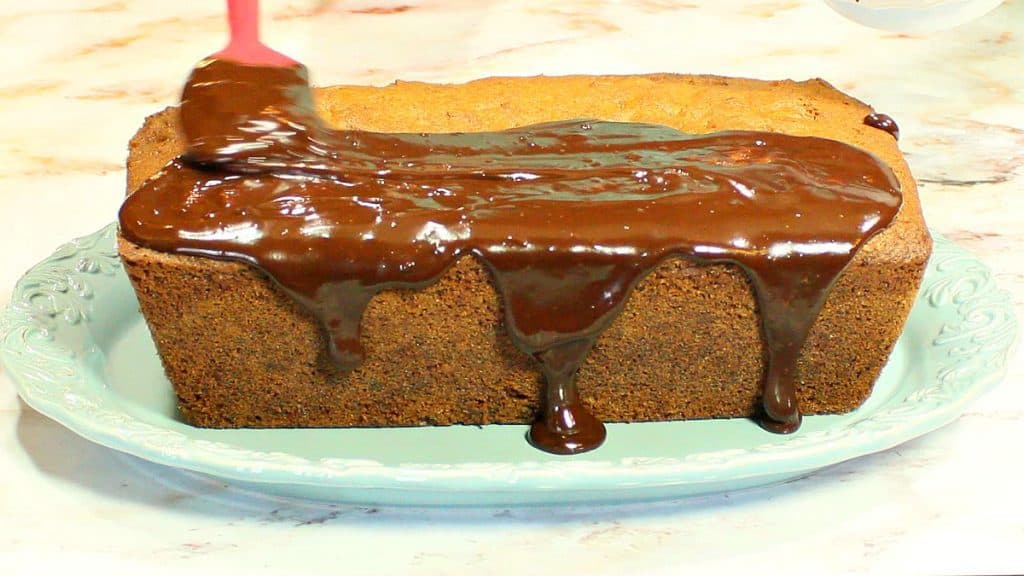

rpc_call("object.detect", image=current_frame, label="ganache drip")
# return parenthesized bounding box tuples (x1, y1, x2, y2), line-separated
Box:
(119, 59, 902, 454)
(864, 113, 900, 140)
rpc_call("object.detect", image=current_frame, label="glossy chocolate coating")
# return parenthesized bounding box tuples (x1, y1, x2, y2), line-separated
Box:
(864, 113, 900, 140)
(120, 59, 902, 454)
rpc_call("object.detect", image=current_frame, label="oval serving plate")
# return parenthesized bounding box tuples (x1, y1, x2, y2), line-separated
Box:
(0, 225, 1016, 506)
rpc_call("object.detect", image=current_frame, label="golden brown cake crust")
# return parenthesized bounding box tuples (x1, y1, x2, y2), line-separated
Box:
(119, 74, 931, 428)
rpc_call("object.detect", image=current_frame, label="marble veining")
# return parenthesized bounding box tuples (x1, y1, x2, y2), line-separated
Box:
(1, 0, 1022, 575)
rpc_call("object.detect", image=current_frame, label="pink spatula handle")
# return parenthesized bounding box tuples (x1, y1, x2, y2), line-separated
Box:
(213, 0, 296, 66)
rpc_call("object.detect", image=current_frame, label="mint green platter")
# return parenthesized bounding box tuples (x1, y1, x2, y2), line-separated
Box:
(1, 225, 1016, 506)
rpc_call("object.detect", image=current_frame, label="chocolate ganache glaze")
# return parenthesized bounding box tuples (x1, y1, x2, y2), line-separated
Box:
(120, 59, 902, 454)
(864, 113, 900, 140)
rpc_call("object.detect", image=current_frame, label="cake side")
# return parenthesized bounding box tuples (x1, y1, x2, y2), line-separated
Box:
(118, 74, 931, 428)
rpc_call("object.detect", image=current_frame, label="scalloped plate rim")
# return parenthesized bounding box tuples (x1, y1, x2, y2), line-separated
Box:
(0, 225, 1017, 503)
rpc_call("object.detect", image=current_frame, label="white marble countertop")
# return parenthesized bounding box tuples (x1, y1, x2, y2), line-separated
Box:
(1, 1, 1022, 574)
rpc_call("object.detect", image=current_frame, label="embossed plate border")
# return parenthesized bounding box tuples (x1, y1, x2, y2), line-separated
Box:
(0, 225, 1017, 506)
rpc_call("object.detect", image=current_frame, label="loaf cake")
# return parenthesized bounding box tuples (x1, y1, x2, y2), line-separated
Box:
(118, 72, 932, 449)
